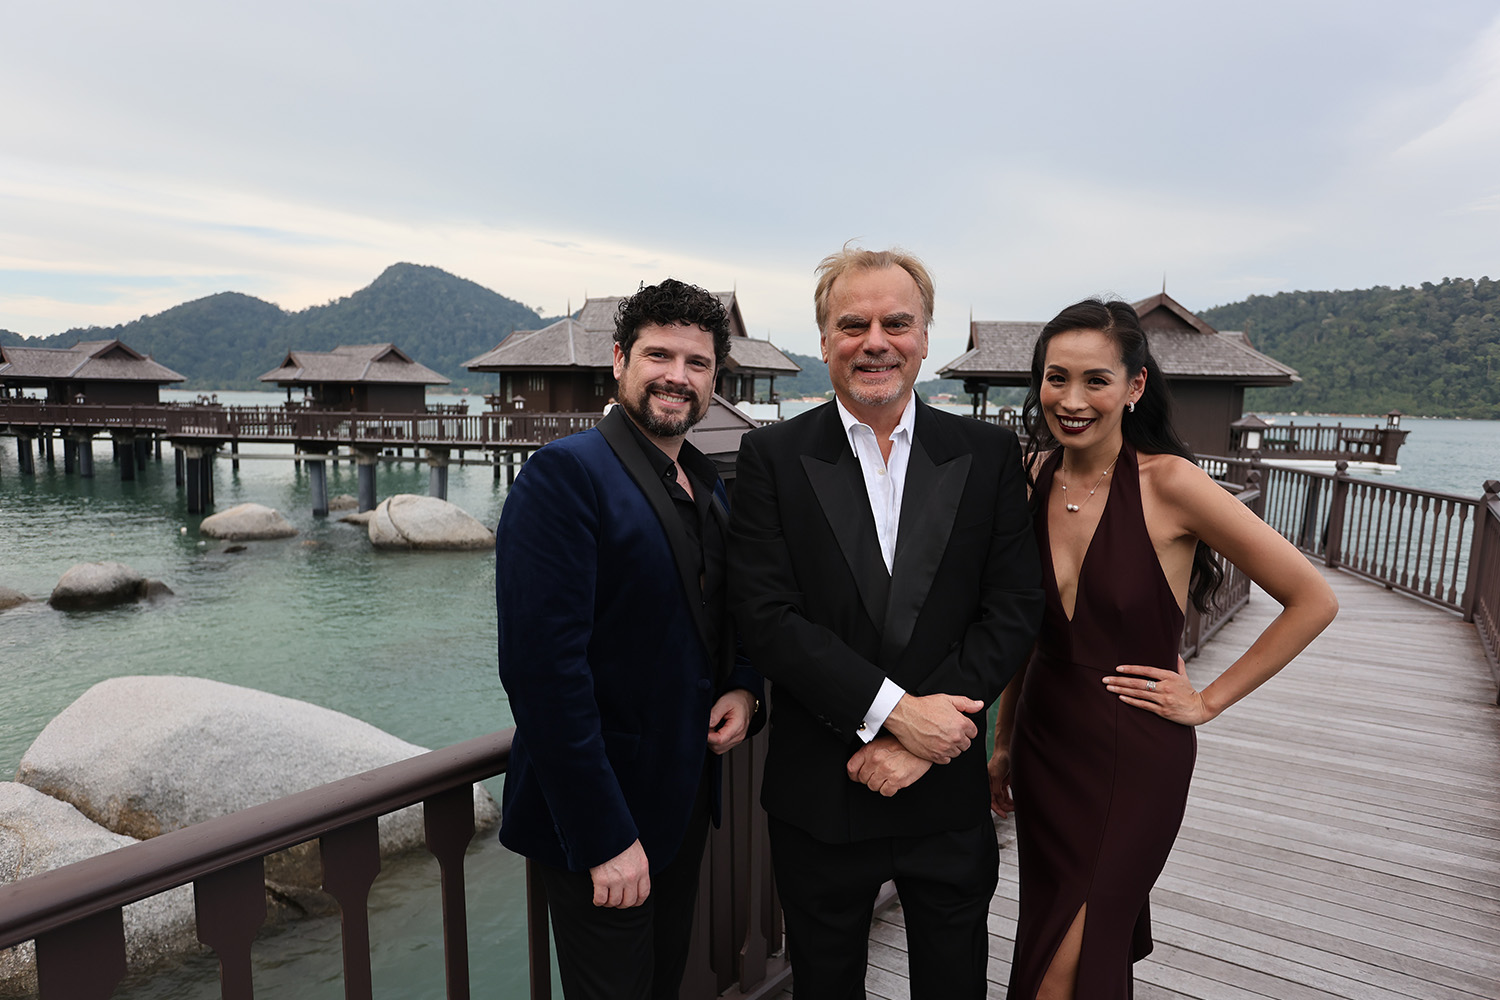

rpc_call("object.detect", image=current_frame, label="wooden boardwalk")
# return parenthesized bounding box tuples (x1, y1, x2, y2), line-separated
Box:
(777, 565, 1500, 999)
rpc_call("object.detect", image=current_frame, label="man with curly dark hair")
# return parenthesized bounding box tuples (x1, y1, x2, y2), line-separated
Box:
(495, 277, 762, 1000)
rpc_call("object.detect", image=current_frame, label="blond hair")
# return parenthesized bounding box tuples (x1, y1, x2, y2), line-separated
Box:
(813, 244, 935, 332)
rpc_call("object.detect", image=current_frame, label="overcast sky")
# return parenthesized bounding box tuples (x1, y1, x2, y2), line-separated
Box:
(4, 1, 1498, 366)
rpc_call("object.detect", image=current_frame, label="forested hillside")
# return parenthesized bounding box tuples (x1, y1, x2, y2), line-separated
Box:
(0, 264, 553, 389)
(1200, 277, 1499, 418)
(6, 272, 1496, 415)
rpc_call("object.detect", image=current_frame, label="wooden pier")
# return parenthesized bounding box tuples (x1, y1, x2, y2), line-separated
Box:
(803, 565, 1500, 999)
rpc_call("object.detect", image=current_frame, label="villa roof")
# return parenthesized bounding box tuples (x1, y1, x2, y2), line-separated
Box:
(936, 296, 1298, 387)
(258, 344, 450, 385)
(0, 339, 184, 383)
(462, 317, 612, 371)
(465, 291, 799, 375)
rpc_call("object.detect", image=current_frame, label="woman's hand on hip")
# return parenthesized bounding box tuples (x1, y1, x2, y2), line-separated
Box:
(1103, 656, 1215, 726)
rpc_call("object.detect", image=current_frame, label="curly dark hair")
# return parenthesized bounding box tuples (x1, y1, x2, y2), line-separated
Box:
(1021, 297, 1225, 614)
(613, 278, 732, 369)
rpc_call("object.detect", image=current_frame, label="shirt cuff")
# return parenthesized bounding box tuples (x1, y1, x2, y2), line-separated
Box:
(857, 678, 906, 743)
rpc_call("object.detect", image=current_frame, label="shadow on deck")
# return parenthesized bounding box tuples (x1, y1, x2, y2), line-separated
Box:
(784, 566, 1500, 999)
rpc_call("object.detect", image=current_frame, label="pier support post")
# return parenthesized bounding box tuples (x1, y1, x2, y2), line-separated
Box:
(43, 430, 55, 464)
(75, 434, 95, 478)
(135, 438, 149, 472)
(63, 437, 77, 475)
(308, 456, 330, 517)
(174, 447, 185, 488)
(426, 448, 450, 500)
(155, 435, 163, 461)
(115, 436, 135, 482)
(183, 445, 216, 514)
(492, 450, 501, 482)
(355, 449, 378, 513)
(231, 440, 240, 473)
(17, 434, 35, 476)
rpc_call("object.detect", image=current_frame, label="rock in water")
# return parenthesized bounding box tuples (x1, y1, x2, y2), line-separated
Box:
(199, 502, 298, 540)
(0, 586, 28, 611)
(368, 494, 494, 550)
(328, 493, 358, 511)
(16, 676, 500, 901)
(49, 562, 152, 609)
(0, 782, 195, 994)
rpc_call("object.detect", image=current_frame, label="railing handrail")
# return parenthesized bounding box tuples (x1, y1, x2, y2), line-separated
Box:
(1199, 453, 1483, 505)
(0, 729, 512, 951)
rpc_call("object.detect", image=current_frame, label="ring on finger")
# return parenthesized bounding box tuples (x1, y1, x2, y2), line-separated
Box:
(1146, 680, 1157, 691)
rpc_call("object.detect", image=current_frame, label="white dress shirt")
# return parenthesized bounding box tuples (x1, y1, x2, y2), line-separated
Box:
(834, 394, 916, 743)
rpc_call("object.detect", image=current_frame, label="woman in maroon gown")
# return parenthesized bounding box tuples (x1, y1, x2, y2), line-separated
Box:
(988, 300, 1338, 1000)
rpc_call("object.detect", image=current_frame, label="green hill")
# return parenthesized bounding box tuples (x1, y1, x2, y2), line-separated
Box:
(1200, 277, 1499, 418)
(7, 271, 1496, 415)
(5, 264, 553, 390)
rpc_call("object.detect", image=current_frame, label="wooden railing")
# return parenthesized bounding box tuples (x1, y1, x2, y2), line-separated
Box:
(1469, 482, 1500, 698)
(1180, 475, 1261, 662)
(0, 730, 786, 1000)
(1240, 421, 1409, 464)
(0, 402, 601, 449)
(1200, 454, 1496, 609)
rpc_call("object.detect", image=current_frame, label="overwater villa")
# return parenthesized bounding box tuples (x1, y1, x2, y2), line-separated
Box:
(462, 291, 800, 421)
(257, 343, 451, 412)
(0, 339, 184, 405)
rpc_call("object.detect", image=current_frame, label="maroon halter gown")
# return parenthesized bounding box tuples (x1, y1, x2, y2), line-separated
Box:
(1007, 443, 1196, 999)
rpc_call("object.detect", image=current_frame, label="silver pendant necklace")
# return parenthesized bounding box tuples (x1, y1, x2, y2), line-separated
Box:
(1059, 455, 1119, 513)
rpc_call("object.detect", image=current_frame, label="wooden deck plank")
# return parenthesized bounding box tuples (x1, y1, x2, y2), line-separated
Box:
(771, 565, 1500, 999)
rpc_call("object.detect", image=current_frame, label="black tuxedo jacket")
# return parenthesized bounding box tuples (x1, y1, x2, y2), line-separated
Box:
(728, 400, 1043, 843)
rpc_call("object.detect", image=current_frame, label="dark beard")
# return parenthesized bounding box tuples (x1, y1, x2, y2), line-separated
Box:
(620, 381, 704, 439)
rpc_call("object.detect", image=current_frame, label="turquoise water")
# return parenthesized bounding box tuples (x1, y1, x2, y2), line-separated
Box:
(1, 393, 1496, 997)
(0, 390, 551, 998)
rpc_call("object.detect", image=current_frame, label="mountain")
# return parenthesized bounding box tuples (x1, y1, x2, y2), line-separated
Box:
(1199, 277, 1499, 419)
(7, 271, 1496, 415)
(4, 264, 554, 390)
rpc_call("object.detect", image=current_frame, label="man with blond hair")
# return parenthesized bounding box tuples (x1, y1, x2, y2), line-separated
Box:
(729, 246, 1043, 997)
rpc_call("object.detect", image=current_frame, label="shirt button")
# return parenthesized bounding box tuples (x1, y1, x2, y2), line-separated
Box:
(876, 468, 886, 477)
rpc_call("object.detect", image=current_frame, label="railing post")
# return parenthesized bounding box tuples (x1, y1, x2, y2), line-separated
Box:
(320, 819, 382, 1000)
(1246, 458, 1265, 519)
(1325, 461, 1350, 568)
(194, 857, 268, 1000)
(1462, 480, 1500, 622)
(423, 785, 476, 1000)
(34, 908, 127, 1000)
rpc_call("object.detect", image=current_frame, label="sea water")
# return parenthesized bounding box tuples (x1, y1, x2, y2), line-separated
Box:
(1, 393, 1496, 997)
(0, 390, 544, 999)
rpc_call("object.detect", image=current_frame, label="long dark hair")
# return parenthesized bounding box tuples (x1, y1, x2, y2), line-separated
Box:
(1021, 298, 1224, 613)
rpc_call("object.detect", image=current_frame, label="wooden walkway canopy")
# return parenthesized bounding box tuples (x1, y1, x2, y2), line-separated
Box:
(798, 565, 1500, 999)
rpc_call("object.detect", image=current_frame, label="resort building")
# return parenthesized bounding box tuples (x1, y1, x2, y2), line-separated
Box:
(937, 292, 1300, 455)
(463, 292, 799, 418)
(258, 344, 450, 412)
(0, 339, 184, 404)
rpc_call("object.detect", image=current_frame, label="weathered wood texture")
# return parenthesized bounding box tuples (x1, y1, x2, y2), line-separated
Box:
(775, 565, 1500, 998)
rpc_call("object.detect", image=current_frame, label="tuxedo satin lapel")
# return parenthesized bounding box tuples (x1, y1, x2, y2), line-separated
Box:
(881, 433, 970, 666)
(596, 409, 713, 652)
(801, 450, 891, 633)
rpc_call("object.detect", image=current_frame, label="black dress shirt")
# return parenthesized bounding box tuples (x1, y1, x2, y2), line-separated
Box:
(620, 415, 726, 658)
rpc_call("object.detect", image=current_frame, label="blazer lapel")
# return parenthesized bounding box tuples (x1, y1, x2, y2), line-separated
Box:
(880, 409, 970, 666)
(801, 406, 891, 632)
(596, 408, 714, 653)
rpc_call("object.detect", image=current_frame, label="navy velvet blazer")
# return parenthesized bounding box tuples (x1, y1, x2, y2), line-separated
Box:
(496, 408, 761, 874)
(729, 400, 1044, 843)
